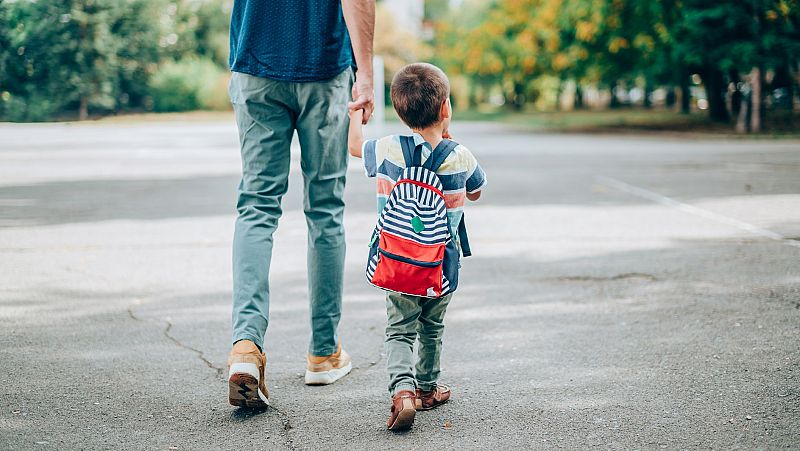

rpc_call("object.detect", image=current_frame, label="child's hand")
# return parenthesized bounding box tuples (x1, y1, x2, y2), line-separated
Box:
(348, 109, 365, 158)
(349, 108, 364, 123)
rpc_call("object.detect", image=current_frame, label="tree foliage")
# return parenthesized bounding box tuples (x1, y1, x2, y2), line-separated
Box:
(2, 0, 797, 127)
(0, 0, 232, 121)
(436, 0, 800, 126)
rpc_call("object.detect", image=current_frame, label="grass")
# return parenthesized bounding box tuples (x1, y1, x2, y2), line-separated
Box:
(449, 107, 800, 137)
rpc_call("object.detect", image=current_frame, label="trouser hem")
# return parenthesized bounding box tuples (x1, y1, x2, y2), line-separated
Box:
(391, 382, 417, 396)
(232, 332, 264, 352)
(309, 345, 337, 357)
(417, 382, 439, 392)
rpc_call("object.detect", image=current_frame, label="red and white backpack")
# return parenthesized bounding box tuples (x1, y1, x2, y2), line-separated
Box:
(365, 136, 470, 298)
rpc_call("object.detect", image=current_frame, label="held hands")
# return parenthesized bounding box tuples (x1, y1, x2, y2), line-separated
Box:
(349, 108, 364, 124)
(348, 70, 374, 125)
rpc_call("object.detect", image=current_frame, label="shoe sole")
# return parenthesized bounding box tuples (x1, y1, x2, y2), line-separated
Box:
(388, 400, 416, 431)
(228, 372, 269, 408)
(304, 362, 352, 386)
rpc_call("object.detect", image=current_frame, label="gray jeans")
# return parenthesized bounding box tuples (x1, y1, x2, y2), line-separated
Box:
(385, 291, 452, 395)
(229, 68, 352, 356)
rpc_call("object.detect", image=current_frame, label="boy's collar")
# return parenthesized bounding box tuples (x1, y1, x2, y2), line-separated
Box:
(411, 132, 432, 151)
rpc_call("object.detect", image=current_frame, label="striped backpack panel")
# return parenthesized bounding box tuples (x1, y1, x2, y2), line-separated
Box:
(366, 136, 462, 298)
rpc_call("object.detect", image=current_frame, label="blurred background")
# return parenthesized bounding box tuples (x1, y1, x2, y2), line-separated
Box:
(1, 0, 799, 134)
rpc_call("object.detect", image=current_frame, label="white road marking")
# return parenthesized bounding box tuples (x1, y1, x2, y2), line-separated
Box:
(596, 175, 800, 248)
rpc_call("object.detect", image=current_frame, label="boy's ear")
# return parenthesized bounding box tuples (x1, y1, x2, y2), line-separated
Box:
(440, 98, 451, 120)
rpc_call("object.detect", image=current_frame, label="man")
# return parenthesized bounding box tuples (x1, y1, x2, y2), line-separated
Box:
(225, 0, 375, 408)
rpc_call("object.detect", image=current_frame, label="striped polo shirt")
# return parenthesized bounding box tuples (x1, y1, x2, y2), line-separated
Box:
(362, 133, 487, 247)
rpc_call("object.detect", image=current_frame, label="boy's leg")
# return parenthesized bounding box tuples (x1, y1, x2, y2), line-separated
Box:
(293, 68, 352, 357)
(229, 72, 296, 350)
(385, 292, 423, 395)
(415, 293, 453, 391)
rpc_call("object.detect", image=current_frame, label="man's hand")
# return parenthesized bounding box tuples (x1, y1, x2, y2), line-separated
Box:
(349, 72, 374, 125)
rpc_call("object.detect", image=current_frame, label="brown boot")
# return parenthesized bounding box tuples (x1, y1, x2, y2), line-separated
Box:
(415, 384, 451, 411)
(227, 340, 269, 408)
(386, 390, 417, 431)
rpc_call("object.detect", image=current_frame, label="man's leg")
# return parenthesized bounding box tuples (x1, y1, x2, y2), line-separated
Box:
(230, 71, 295, 351)
(293, 68, 351, 357)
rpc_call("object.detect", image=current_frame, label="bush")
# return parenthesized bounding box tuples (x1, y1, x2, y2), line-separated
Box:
(0, 92, 59, 122)
(148, 57, 229, 112)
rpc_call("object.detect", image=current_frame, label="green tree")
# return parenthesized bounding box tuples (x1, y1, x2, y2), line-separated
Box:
(669, 0, 800, 126)
(159, 0, 233, 67)
(439, 0, 565, 109)
(1, 0, 163, 121)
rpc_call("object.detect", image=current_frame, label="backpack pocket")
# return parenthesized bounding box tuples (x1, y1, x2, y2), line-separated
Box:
(370, 231, 445, 297)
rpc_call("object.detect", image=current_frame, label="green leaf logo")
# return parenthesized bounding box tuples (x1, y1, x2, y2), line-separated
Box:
(411, 216, 425, 233)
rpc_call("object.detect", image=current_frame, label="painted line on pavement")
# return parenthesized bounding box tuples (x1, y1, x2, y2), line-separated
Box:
(596, 175, 800, 248)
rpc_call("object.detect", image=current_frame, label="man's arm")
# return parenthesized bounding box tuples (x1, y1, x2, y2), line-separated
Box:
(348, 109, 365, 157)
(342, 0, 375, 124)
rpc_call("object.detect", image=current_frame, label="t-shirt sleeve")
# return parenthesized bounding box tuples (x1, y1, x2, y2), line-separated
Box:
(362, 139, 378, 177)
(463, 148, 487, 193)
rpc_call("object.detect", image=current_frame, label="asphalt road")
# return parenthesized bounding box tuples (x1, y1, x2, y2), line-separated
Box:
(1, 118, 798, 450)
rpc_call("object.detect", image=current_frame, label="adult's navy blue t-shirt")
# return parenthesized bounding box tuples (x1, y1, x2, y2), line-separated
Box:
(229, 0, 354, 82)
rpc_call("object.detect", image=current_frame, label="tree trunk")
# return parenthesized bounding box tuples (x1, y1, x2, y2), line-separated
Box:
(735, 90, 750, 133)
(665, 86, 676, 108)
(783, 64, 794, 112)
(555, 80, 564, 111)
(790, 62, 798, 112)
(772, 62, 793, 110)
(609, 81, 621, 109)
(679, 76, 691, 114)
(509, 82, 525, 111)
(79, 96, 89, 121)
(750, 66, 762, 133)
(643, 82, 652, 108)
(703, 68, 729, 122)
(729, 70, 742, 117)
(574, 85, 584, 109)
(468, 80, 478, 109)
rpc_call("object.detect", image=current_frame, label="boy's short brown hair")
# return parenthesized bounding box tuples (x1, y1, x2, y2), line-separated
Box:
(390, 63, 450, 129)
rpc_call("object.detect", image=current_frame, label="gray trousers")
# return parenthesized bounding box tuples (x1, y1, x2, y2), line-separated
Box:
(229, 68, 352, 356)
(385, 292, 452, 395)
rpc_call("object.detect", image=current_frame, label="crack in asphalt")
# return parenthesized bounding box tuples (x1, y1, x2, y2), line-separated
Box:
(163, 321, 226, 380)
(126, 306, 224, 380)
(127, 304, 298, 450)
(271, 406, 297, 451)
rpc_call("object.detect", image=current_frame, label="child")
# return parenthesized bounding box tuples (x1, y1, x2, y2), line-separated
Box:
(347, 62, 486, 430)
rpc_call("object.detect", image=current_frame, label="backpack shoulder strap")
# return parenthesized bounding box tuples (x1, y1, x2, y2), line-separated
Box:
(399, 135, 421, 167)
(458, 214, 472, 257)
(424, 139, 458, 173)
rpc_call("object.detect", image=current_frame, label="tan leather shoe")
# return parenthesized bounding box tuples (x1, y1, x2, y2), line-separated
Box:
(415, 384, 451, 410)
(227, 340, 269, 407)
(304, 343, 352, 385)
(387, 390, 417, 431)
